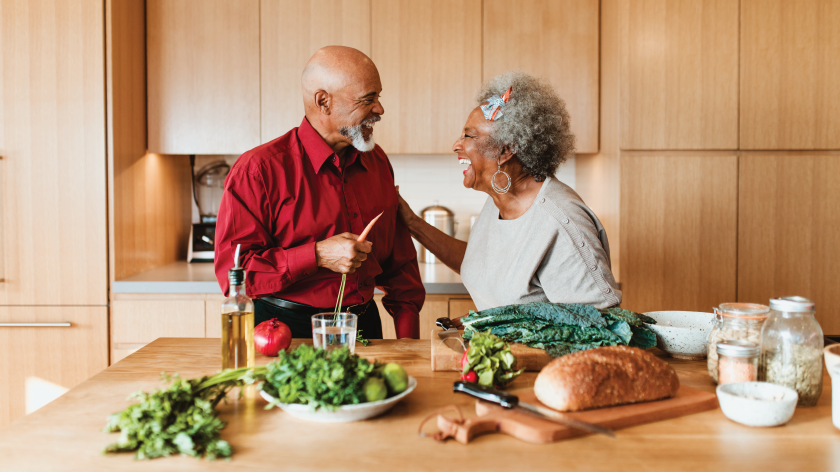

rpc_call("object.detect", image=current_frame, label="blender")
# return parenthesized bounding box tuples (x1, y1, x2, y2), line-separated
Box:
(188, 156, 230, 262)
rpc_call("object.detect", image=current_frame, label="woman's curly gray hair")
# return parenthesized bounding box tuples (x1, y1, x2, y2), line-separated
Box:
(476, 71, 575, 182)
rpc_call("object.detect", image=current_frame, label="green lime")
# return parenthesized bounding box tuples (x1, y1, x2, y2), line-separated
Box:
(363, 376, 388, 402)
(380, 363, 408, 395)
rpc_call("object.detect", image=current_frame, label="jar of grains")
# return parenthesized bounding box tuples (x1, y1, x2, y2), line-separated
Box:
(760, 297, 824, 407)
(708, 303, 769, 384)
(717, 341, 760, 385)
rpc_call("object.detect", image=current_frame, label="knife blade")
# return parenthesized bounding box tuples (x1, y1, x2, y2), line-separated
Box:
(436, 317, 466, 354)
(453, 381, 616, 439)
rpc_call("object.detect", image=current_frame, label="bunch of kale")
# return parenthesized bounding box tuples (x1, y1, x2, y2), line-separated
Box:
(461, 302, 657, 358)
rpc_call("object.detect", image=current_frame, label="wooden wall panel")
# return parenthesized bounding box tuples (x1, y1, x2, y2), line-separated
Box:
(576, 0, 622, 280)
(107, 0, 192, 282)
(484, 0, 600, 153)
(372, 0, 482, 154)
(147, 0, 260, 154)
(261, 0, 371, 142)
(111, 153, 192, 281)
(0, 0, 108, 305)
(0, 307, 108, 427)
(620, 154, 737, 313)
(741, 0, 840, 150)
(738, 153, 840, 334)
(619, 0, 739, 150)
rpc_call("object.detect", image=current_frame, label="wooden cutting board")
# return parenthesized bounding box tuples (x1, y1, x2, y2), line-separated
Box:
(436, 384, 718, 444)
(430, 330, 554, 372)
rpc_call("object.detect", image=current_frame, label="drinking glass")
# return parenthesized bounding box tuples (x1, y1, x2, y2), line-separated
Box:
(312, 313, 358, 353)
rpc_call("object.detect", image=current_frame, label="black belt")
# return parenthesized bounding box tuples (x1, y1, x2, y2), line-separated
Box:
(260, 296, 371, 315)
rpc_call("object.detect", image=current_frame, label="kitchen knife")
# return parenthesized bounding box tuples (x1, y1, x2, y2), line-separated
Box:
(453, 381, 617, 439)
(436, 317, 466, 354)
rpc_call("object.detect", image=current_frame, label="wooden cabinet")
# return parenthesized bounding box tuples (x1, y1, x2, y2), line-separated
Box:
(620, 154, 738, 313)
(260, 0, 371, 141)
(371, 0, 482, 154)
(484, 0, 600, 153)
(619, 0, 739, 150)
(740, 0, 840, 150)
(738, 153, 840, 334)
(147, 0, 260, 154)
(111, 294, 207, 363)
(0, 0, 108, 306)
(0, 307, 108, 427)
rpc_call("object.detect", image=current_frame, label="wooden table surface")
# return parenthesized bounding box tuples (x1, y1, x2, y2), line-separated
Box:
(1, 338, 837, 471)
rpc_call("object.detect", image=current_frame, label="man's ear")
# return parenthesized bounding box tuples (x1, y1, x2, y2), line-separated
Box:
(497, 146, 516, 166)
(314, 90, 331, 115)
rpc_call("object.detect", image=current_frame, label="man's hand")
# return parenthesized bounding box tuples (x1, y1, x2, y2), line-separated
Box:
(315, 233, 372, 274)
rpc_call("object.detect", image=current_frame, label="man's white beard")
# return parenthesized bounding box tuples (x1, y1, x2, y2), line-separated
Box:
(340, 118, 378, 152)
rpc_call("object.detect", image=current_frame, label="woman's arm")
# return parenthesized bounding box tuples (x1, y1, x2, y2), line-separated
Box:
(396, 188, 468, 274)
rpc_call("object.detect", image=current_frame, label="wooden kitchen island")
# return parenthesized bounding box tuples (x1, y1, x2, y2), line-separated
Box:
(0, 338, 836, 471)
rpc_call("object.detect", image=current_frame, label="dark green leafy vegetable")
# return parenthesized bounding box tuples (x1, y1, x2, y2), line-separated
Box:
(103, 367, 266, 460)
(356, 329, 371, 346)
(462, 331, 523, 387)
(260, 344, 377, 410)
(461, 302, 657, 357)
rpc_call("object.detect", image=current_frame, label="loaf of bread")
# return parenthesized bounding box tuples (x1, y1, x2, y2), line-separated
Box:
(534, 345, 680, 411)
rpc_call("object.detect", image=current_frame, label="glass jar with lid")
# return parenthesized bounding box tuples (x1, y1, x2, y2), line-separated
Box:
(760, 296, 824, 407)
(717, 341, 760, 385)
(708, 303, 769, 384)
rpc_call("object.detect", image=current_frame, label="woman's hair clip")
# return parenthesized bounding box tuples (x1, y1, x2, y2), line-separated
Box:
(481, 86, 512, 121)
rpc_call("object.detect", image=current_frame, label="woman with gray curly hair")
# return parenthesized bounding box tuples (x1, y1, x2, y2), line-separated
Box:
(397, 71, 621, 311)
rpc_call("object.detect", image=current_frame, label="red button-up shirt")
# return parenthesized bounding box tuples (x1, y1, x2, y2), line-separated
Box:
(214, 118, 424, 338)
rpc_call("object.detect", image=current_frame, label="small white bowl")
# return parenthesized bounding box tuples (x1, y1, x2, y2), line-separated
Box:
(643, 311, 715, 360)
(716, 381, 798, 427)
(260, 376, 417, 423)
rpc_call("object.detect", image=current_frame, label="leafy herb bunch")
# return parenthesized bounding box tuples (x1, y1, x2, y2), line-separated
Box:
(260, 344, 377, 410)
(103, 367, 265, 460)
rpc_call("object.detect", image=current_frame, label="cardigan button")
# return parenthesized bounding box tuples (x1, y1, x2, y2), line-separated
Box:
(578, 241, 585, 247)
(562, 218, 569, 224)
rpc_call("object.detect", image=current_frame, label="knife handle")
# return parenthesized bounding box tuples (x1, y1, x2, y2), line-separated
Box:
(453, 381, 519, 409)
(436, 317, 456, 330)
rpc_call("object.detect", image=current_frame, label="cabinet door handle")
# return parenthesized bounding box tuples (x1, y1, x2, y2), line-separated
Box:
(0, 322, 72, 327)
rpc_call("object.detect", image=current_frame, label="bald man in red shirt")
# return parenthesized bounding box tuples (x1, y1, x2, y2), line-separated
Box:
(214, 46, 424, 339)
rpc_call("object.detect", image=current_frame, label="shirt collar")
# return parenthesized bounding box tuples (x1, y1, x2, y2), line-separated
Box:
(298, 118, 367, 173)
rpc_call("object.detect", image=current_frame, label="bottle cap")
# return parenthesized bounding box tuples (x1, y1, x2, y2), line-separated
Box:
(717, 340, 760, 358)
(229, 267, 244, 287)
(770, 296, 815, 313)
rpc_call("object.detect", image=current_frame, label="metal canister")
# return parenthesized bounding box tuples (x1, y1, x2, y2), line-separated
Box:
(418, 204, 455, 263)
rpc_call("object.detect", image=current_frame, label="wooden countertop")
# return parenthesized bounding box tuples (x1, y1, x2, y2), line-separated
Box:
(0, 338, 837, 471)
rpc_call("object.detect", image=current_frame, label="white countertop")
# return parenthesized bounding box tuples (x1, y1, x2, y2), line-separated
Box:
(112, 261, 467, 295)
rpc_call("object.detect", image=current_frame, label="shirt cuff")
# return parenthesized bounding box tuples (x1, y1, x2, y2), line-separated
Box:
(285, 242, 318, 281)
(393, 309, 420, 339)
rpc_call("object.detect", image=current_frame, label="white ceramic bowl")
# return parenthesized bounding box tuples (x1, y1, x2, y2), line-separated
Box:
(716, 381, 798, 427)
(824, 344, 840, 429)
(259, 376, 417, 423)
(643, 311, 715, 360)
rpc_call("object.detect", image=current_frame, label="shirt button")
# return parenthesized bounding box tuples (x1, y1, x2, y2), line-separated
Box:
(578, 241, 585, 247)
(590, 265, 597, 271)
(562, 218, 569, 224)
(603, 287, 611, 293)
(353, 213, 359, 218)
(540, 198, 545, 203)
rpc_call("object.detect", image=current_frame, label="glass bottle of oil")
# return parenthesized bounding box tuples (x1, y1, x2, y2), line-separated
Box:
(221, 261, 255, 370)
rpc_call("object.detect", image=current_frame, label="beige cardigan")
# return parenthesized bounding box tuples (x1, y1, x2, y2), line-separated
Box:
(460, 177, 621, 311)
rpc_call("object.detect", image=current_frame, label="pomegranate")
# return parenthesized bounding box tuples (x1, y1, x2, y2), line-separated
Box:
(254, 318, 292, 356)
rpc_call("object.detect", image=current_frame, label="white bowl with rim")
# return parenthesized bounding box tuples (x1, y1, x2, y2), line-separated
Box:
(716, 381, 798, 427)
(260, 376, 417, 423)
(643, 311, 715, 360)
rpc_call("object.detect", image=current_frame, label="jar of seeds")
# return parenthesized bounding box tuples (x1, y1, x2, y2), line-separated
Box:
(708, 303, 769, 384)
(760, 297, 824, 407)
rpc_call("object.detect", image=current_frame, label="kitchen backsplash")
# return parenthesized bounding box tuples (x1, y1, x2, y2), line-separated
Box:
(193, 153, 576, 242)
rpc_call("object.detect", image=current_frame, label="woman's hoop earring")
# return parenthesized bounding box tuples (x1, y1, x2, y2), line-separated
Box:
(491, 165, 511, 194)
